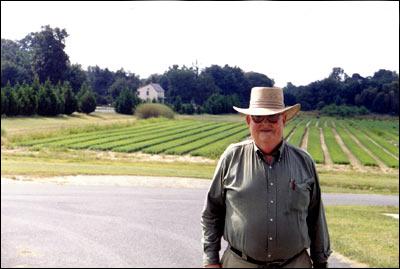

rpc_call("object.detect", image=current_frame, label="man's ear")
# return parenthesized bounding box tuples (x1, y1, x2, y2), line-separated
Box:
(282, 113, 287, 125)
(246, 115, 251, 126)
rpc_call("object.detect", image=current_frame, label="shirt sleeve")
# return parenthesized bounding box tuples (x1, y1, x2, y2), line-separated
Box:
(200, 148, 229, 266)
(307, 160, 332, 264)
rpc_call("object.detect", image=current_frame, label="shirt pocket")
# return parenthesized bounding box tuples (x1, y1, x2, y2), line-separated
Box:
(287, 179, 311, 212)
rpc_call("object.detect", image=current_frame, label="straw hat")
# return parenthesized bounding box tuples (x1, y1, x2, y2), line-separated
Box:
(233, 87, 301, 121)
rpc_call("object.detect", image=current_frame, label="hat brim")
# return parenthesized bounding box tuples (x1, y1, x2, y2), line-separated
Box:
(233, 104, 301, 121)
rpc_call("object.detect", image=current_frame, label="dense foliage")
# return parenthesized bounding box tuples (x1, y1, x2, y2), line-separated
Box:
(1, 26, 399, 116)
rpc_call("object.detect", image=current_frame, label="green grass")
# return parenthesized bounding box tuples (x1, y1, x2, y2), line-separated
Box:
(343, 121, 399, 168)
(307, 125, 324, 164)
(2, 148, 398, 195)
(1, 148, 216, 179)
(2, 112, 137, 137)
(318, 170, 398, 194)
(287, 120, 307, 147)
(283, 118, 302, 139)
(334, 123, 378, 166)
(322, 122, 350, 165)
(326, 206, 399, 268)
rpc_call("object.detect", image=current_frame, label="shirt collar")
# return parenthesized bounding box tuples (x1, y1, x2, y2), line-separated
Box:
(253, 139, 286, 161)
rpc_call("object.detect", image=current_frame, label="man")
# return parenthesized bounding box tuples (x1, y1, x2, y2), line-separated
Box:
(201, 87, 331, 268)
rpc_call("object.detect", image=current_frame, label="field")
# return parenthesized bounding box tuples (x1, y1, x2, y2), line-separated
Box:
(1, 111, 399, 194)
(3, 112, 398, 170)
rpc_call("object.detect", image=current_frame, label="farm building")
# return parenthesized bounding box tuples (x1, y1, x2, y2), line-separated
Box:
(137, 83, 165, 102)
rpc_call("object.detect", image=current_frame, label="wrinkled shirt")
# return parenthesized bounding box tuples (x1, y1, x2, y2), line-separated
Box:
(201, 139, 331, 266)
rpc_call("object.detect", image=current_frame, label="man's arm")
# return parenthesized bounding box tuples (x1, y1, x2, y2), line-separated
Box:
(201, 151, 228, 267)
(307, 161, 332, 265)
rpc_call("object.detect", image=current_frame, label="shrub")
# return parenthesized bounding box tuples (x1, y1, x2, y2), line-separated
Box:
(135, 103, 175, 119)
(320, 104, 369, 117)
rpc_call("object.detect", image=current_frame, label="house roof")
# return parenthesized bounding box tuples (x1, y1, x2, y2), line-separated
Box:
(137, 83, 165, 93)
(150, 83, 165, 93)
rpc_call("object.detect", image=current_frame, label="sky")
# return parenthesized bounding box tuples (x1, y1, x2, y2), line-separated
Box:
(1, 1, 399, 87)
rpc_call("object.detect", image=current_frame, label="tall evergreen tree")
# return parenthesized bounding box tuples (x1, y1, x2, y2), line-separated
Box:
(78, 82, 96, 114)
(63, 81, 78, 115)
(37, 79, 59, 116)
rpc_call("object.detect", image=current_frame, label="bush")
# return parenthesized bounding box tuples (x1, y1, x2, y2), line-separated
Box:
(320, 104, 370, 117)
(135, 103, 175, 119)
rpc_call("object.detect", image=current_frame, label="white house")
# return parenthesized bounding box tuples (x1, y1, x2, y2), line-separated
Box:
(137, 83, 165, 102)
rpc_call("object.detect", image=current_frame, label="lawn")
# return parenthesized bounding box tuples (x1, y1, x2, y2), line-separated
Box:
(326, 205, 399, 268)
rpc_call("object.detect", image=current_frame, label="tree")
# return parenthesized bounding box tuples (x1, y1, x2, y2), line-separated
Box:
(63, 81, 77, 115)
(115, 88, 135, 115)
(329, 67, 348, 82)
(65, 64, 87, 93)
(1, 38, 33, 86)
(203, 93, 239, 114)
(1, 83, 10, 115)
(109, 78, 131, 100)
(163, 65, 198, 104)
(37, 79, 60, 116)
(202, 65, 250, 106)
(16, 83, 37, 115)
(87, 65, 114, 104)
(245, 72, 274, 88)
(77, 82, 96, 114)
(21, 25, 70, 84)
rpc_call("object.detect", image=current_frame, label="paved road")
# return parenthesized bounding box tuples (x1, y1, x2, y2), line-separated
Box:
(1, 177, 397, 268)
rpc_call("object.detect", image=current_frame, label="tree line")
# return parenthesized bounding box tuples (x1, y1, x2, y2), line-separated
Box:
(1, 77, 96, 116)
(1, 25, 399, 116)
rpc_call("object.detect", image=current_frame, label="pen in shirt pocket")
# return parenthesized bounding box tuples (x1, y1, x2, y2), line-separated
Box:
(289, 179, 296, 190)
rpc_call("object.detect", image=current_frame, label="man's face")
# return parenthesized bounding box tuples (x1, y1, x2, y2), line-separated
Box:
(246, 113, 287, 148)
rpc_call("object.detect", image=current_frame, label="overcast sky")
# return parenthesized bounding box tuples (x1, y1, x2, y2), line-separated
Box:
(1, 1, 399, 87)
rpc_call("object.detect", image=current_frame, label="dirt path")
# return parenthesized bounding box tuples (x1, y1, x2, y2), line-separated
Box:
(342, 126, 390, 173)
(319, 127, 333, 166)
(331, 123, 365, 172)
(300, 121, 311, 150)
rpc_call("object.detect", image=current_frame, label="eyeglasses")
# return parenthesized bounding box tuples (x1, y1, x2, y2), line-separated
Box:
(251, 114, 281, 124)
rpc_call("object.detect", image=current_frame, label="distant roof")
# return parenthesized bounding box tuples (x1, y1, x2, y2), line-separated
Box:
(150, 83, 165, 93)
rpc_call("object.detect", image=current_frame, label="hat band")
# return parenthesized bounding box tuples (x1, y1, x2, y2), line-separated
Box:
(250, 101, 284, 109)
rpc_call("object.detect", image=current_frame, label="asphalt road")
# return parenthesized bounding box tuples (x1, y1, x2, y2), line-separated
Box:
(1, 177, 398, 268)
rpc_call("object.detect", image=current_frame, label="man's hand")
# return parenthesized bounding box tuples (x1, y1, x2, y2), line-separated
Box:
(204, 263, 222, 268)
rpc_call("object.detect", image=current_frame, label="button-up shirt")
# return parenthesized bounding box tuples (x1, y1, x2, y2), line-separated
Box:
(201, 139, 331, 266)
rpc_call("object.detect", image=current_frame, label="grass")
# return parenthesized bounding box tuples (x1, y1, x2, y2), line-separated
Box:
(287, 120, 307, 146)
(326, 205, 399, 268)
(322, 122, 350, 164)
(1, 148, 398, 195)
(318, 170, 398, 194)
(1, 148, 216, 179)
(335, 123, 378, 166)
(307, 125, 324, 164)
(343, 121, 399, 168)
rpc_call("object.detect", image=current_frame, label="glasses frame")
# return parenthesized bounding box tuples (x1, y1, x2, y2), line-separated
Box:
(250, 114, 282, 124)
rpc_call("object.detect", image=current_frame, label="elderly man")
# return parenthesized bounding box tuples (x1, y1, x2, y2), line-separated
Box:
(201, 87, 331, 268)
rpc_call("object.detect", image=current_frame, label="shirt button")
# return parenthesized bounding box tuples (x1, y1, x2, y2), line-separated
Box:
(270, 182, 274, 186)
(270, 218, 273, 222)
(267, 254, 272, 258)
(270, 200, 274, 203)
(269, 237, 273, 240)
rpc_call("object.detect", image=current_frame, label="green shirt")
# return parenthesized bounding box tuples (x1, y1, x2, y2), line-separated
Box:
(201, 139, 331, 265)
